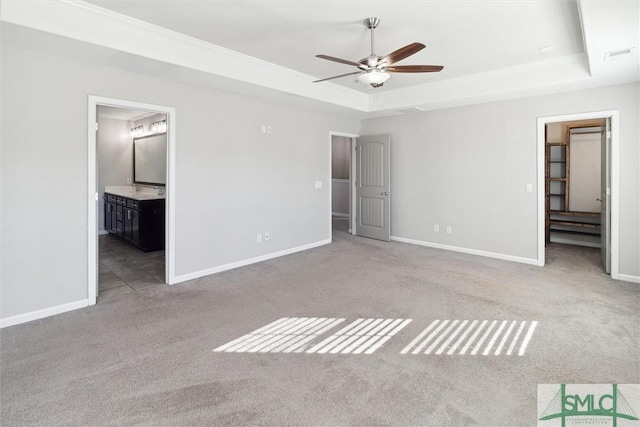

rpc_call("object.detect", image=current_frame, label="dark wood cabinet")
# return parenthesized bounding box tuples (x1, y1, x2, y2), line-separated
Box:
(124, 206, 140, 245)
(104, 192, 164, 252)
(105, 200, 114, 232)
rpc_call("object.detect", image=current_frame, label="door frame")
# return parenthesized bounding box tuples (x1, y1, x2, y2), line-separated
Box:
(87, 96, 177, 305)
(329, 131, 359, 238)
(536, 110, 619, 279)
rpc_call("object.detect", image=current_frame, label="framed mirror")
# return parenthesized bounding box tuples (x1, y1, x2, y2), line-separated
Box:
(133, 133, 167, 185)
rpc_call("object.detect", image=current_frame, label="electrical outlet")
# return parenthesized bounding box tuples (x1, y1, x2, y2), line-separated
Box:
(127, 177, 132, 184)
(256, 234, 262, 243)
(264, 232, 270, 241)
(434, 225, 439, 232)
(446, 226, 452, 235)
(266, 125, 272, 134)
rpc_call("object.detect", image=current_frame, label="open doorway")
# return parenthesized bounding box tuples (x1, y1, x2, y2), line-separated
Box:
(545, 118, 605, 248)
(537, 110, 619, 279)
(88, 96, 176, 306)
(331, 134, 354, 236)
(97, 106, 168, 298)
(329, 131, 392, 242)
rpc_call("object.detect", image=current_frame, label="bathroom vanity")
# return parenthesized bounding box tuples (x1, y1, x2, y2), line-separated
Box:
(104, 186, 165, 252)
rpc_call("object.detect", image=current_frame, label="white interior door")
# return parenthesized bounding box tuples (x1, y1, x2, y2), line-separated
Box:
(600, 118, 611, 273)
(355, 134, 390, 241)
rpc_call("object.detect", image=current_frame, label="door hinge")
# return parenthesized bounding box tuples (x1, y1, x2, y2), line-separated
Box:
(606, 130, 611, 138)
(95, 122, 99, 131)
(95, 192, 99, 201)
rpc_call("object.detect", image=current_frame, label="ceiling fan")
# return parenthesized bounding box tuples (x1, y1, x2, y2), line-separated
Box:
(314, 17, 444, 88)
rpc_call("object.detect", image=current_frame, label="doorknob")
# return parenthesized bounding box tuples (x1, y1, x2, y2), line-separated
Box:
(381, 191, 391, 196)
(596, 198, 602, 202)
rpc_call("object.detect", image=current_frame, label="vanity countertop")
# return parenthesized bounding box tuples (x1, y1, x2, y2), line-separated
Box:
(104, 186, 166, 201)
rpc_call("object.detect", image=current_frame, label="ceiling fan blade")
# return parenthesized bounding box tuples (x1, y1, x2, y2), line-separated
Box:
(381, 42, 426, 65)
(387, 65, 444, 73)
(313, 71, 363, 83)
(316, 54, 362, 68)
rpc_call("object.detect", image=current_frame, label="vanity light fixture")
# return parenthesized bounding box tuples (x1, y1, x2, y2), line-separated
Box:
(151, 119, 167, 134)
(130, 125, 144, 137)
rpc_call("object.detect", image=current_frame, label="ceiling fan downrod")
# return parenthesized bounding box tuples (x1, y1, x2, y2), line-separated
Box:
(364, 17, 381, 67)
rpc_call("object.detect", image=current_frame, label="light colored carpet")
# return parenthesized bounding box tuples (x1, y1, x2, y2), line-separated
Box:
(1, 226, 638, 426)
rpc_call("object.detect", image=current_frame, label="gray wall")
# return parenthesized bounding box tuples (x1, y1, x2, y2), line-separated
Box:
(331, 136, 351, 180)
(2, 33, 359, 319)
(568, 132, 600, 213)
(2, 26, 638, 323)
(361, 82, 639, 277)
(97, 116, 132, 232)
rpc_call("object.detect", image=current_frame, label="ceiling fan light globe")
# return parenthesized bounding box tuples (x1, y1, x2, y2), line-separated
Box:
(358, 71, 390, 85)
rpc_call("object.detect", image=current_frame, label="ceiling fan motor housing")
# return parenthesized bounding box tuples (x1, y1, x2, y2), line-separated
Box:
(365, 17, 380, 29)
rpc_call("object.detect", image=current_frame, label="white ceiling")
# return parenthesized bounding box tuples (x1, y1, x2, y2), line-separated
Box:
(83, 0, 586, 93)
(2, 1, 638, 116)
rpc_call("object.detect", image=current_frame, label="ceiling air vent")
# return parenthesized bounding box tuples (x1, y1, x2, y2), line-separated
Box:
(397, 106, 424, 114)
(604, 47, 634, 62)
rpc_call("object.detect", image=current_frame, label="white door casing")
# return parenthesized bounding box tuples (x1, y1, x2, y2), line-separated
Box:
(355, 134, 391, 242)
(600, 117, 612, 273)
(88, 96, 176, 305)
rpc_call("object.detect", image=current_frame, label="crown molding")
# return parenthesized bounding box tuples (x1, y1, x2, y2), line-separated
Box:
(2, 1, 636, 116)
(0, 0, 369, 112)
(368, 53, 593, 114)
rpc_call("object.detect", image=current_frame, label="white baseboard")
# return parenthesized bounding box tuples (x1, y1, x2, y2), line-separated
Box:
(1, 299, 89, 329)
(172, 239, 332, 284)
(391, 236, 539, 266)
(617, 274, 640, 284)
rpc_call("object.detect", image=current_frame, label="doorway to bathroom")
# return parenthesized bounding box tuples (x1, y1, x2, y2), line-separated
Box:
(98, 106, 167, 298)
(88, 96, 176, 306)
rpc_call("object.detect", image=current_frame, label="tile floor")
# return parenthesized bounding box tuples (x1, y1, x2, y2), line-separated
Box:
(98, 233, 166, 299)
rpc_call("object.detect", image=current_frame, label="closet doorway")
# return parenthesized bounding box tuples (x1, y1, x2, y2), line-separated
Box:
(537, 111, 619, 278)
(545, 118, 605, 248)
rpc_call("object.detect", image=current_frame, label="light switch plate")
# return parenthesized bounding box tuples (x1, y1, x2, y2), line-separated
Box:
(525, 183, 533, 193)
(315, 181, 323, 189)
